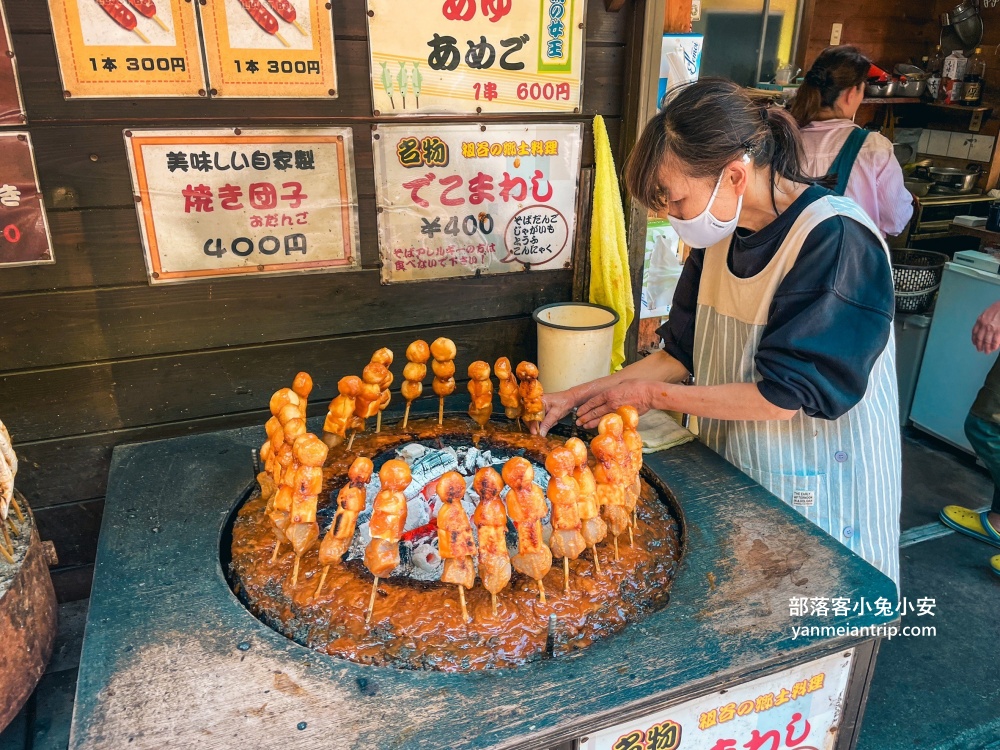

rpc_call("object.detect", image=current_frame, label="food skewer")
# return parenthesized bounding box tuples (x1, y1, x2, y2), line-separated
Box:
(236, 0, 289, 47)
(494, 357, 522, 431)
(0, 420, 19, 524)
(95, 0, 151, 43)
(401, 340, 430, 429)
(124, 0, 169, 32)
(286, 434, 327, 586)
(592, 414, 630, 560)
(565, 437, 606, 574)
(363, 459, 411, 623)
(322, 376, 362, 450)
(314, 457, 373, 599)
(369, 348, 394, 433)
(516, 362, 545, 432)
(269, 412, 306, 562)
(430, 338, 457, 426)
(617, 406, 644, 530)
(545, 447, 586, 593)
(502, 457, 552, 603)
(436, 472, 477, 623)
(292, 371, 313, 420)
(472, 467, 511, 616)
(467, 361, 493, 431)
(0, 521, 13, 564)
(351, 363, 386, 449)
(600, 413, 634, 547)
(263, 0, 307, 35)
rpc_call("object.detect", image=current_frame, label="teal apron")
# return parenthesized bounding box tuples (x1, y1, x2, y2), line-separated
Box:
(826, 127, 871, 196)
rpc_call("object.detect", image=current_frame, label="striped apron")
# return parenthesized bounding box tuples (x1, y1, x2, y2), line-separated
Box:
(693, 195, 901, 587)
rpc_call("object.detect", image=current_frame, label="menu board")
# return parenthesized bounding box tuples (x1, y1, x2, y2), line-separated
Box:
(198, 0, 338, 98)
(366, 0, 585, 115)
(0, 133, 55, 268)
(374, 122, 582, 283)
(47, 0, 207, 98)
(0, 4, 25, 125)
(124, 128, 360, 283)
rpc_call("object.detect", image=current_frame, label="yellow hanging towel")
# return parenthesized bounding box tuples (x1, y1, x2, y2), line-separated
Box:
(589, 115, 633, 372)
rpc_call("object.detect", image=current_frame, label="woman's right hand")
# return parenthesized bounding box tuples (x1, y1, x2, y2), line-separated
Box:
(534, 389, 579, 436)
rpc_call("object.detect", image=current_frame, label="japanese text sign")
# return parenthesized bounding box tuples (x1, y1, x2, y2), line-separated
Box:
(583, 650, 854, 750)
(366, 0, 585, 115)
(47, 0, 207, 98)
(0, 5, 25, 125)
(124, 128, 360, 284)
(0, 133, 55, 268)
(374, 122, 582, 283)
(198, 0, 338, 98)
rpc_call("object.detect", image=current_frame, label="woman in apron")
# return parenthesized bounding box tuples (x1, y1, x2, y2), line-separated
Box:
(792, 46, 913, 236)
(538, 79, 902, 587)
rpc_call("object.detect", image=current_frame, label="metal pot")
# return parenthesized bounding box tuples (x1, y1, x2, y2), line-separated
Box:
(904, 177, 934, 197)
(895, 63, 929, 80)
(897, 77, 927, 97)
(928, 166, 981, 193)
(866, 79, 897, 97)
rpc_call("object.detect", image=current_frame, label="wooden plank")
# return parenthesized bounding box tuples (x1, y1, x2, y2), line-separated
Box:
(1, 317, 538, 442)
(33, 500, 105, 570)
(15, 36, 623, 125)
(7, 0, 629, 45)
(0, 268, 568, 371)
(50, 567, 93, 604)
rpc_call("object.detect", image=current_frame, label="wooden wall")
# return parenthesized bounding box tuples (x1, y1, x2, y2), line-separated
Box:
(0, 1, 633, 602)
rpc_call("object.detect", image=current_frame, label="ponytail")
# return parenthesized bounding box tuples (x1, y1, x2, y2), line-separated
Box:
(790, 46, 870, 127)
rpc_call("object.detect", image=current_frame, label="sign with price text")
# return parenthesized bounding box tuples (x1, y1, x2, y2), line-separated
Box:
(124, 128, 360, 284)
(0, 133, 54, 268)
(198, 0, 338, 98)
(0, 5, 25, 125)
(374, 122, 582, 283)
(366, 0, 585, 115)
(47, 0, 206, 98)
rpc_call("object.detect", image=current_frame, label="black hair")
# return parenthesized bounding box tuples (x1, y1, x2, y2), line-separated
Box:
(790, 45, 871, 127)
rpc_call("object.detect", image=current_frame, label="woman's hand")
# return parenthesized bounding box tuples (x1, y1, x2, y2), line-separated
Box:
(575, 380, 662, 430)
(534, 389, 580, 436)
(973, 301, 1000, 354)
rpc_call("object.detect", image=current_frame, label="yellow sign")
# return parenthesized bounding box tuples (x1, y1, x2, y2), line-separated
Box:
(366, 0, 585, 115)
(124, 128, 360, 284)
(47, 0, 206, 98)
(198, 0, 338, 98)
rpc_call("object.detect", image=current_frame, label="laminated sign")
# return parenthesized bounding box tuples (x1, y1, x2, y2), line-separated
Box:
(0, 4, 25, 125)
(0, 133, 54, 268)
(374, 122, 583, 283)
(124, 128, 360, 283)
(367, 0, 585, 115)
(47, 0, 207, 97)
(198, 0, 338, 98)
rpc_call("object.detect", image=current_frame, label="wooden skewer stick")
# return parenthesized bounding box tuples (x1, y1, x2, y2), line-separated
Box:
(313, 565, 330, 599)
(270, 541, 282, 563)
(0, 534, 13, 564)
(438, 397, 444, 426)
(276, 32, 289, 47)
(491, 591, 498, 617)
(7, 516, 19, 537)
(152, 14, 169, 31)
(516, 417, 523, 433)
(591, 545, 601, 574)
(10, 496, 24, 523)
(291, 555, 301, 585)
(346, 430, 357, 451)
(537, 577, 546, 604)
(402, 402, 412, 429)
(628, 524, 634, 548)
(563, 556, 570, 593)
(0, 521, 13, 561)
(458, 585, 470, 622)
(613, 536, 619, 561)
(293, 20, 307, 35)
(133, 28, 151, 44)
(376, 412, 383, 434)
(366, 576, 379, 624)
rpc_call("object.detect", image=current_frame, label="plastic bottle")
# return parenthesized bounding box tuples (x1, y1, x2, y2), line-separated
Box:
(961, 48, 985, 106)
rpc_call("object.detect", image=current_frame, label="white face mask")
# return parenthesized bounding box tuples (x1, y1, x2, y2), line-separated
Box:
(667, 163, 745, 249)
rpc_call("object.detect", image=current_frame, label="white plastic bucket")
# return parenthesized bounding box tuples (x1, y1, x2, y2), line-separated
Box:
(533, 302, 620, 393)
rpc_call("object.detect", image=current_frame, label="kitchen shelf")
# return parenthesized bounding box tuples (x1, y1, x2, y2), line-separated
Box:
(929, 103, 991, 113)
(862, 97, 923, 104)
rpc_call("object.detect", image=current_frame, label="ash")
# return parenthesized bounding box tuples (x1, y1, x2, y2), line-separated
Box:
(341, 443, 551, 582)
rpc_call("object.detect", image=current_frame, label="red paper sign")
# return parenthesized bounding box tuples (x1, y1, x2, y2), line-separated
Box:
(0, 133, 54, 267)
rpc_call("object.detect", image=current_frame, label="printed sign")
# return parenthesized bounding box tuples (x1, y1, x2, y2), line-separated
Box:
(583, 650, 854, 750)
(0, 133, 55, 268)
(374, 122, 582, 283)
(0, 5, 25, 125)
(124, 128, 360, 284)
(198, 0, 338, 98)
(366, 0, 585, 115)
(47, 0, 206, 98)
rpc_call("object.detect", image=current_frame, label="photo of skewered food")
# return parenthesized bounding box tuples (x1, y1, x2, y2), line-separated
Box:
(228, 0, 312, 49)
(83, 0, 175, 46)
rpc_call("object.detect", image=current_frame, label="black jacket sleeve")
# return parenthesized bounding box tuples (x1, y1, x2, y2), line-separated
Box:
(754, 216, 894, 420)
(654, 245, 705, 375)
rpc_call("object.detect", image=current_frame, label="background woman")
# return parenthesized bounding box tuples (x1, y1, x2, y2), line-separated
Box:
(538, 79, 902, 586)
(791, 45, 913, 236)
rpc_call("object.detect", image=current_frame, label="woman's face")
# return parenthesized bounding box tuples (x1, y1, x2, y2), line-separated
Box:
(655, 155, 747, 221)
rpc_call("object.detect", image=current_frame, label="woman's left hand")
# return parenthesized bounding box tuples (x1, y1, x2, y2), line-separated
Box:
(575, 380, 666, 430)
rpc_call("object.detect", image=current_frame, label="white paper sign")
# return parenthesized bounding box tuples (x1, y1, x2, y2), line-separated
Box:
(124, 128, 360, 283)
(373, 122, 582, 283)
(583, 649, 854, 750)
